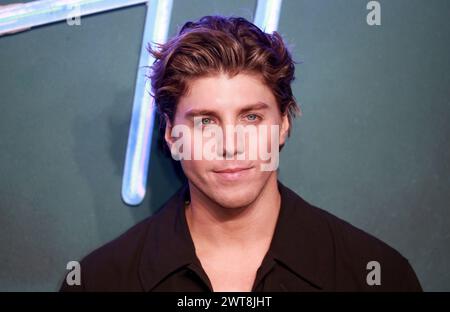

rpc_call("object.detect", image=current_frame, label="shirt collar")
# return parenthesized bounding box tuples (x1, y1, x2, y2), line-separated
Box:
(138, 180, 331, 291)
(270, 181, 332, 289)
(138, 183, 198, 291)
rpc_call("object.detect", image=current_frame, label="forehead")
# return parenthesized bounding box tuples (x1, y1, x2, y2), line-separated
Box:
(177, 73, 277, 114)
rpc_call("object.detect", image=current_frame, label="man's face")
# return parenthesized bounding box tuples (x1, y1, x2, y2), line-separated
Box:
(165, 72, 289, 209)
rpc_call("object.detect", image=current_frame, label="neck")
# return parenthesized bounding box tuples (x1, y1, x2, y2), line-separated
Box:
(185, 173, 281, 250)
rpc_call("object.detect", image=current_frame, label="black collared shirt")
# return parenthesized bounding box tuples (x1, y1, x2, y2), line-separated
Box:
(61, 181, 422, 291)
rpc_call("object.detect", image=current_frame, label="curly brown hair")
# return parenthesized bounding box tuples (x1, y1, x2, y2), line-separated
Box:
(147, 15, 301, 154)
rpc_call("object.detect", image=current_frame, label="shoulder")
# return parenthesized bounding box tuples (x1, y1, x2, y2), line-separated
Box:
(60, 199, 175, 292)
(281, 183, 422, 291)
(324, 207, 421, 291)
(60, 215, 152, 291)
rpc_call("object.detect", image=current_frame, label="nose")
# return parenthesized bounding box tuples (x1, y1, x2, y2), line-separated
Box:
(221, 123, 245, 159)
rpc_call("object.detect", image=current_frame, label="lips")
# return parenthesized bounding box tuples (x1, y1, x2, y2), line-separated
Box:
(213, 167, 252, 173)
(213, 166, 254, 181)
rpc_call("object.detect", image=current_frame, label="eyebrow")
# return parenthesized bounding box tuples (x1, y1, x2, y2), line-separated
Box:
(184, 102, 270, 119)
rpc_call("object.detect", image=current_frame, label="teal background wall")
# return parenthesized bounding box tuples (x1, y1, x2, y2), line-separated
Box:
(0, 0, 449, 291)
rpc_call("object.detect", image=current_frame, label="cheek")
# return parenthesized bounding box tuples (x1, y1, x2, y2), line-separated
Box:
(180, 159, 208, 179)
(173, 127, 201, 160)
(189, 127, 216, 159)
(248, 124, 280, 157)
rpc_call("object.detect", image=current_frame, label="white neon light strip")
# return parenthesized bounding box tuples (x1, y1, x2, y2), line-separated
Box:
(253, 0, 282, 33)
(0, 0, 148, 35)
(121, 0, 173, 205)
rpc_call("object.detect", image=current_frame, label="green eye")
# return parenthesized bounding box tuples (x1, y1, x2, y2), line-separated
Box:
(201, 118, 212, 125)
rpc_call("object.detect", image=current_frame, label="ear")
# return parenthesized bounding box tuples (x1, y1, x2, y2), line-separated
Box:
(279, 113, 290, 146)
(164, 114, 174, 150)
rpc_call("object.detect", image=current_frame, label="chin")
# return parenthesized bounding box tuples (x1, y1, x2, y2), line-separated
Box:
(211, 185, 260, 209)
(214, 196, 254, 209)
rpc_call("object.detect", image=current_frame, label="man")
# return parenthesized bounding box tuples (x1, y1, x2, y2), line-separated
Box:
(61, 15, 422, 292)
